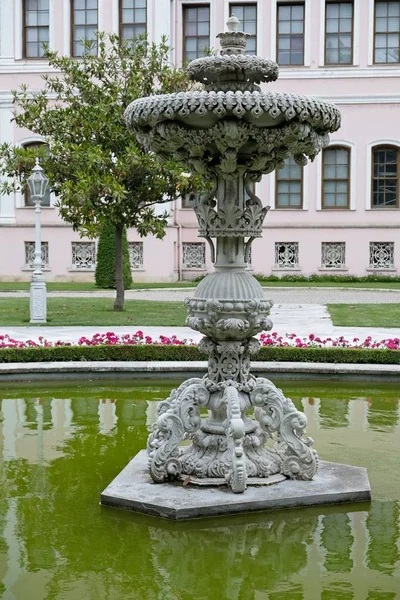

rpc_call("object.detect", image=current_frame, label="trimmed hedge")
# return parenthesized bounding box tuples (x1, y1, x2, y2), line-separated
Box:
(253, 273, 400, 284)
(0, 344, 399, 364)
(95, 221, 132, 289)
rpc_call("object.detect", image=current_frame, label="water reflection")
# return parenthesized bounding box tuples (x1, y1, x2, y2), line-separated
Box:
(0, 389, 399, 599)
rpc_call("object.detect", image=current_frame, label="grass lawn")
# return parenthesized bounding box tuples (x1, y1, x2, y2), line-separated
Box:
(0, 298, 188, 327)
(2, 280, 400, 292)
(0, 281, 195, 292)
(327, 304, 400, 328)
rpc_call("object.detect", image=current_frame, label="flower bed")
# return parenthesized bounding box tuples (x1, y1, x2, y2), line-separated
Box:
(260, 332, 400, 350)
(1, 330, 399, 350)
(0, 331, 399, 365)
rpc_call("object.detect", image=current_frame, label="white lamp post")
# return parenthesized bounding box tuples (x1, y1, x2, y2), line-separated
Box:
(28, 158, 49, 324)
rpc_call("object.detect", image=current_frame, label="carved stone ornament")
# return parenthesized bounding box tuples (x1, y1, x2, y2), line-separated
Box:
(126, 16, 340, 493)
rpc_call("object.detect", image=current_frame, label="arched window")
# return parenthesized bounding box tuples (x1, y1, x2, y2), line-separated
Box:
(371, 145, 399, 208)
(275, 157, 303, 208)
(322, 146, 350, 209)
(23, 142, 51, 207)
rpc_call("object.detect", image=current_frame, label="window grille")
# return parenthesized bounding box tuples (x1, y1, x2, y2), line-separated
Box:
(71, 242, 96, 269)
(321, 242, 346, 268)
(182, 243, 206, 269)
(275, 242, 299, 268)
(23, 0, 49, 58)
(128, 242, 144, 270)
(369, 242, 395, 269)
(24, 241, 49, 269)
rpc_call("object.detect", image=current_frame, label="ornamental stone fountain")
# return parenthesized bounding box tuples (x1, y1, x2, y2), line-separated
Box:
(101, 18, 371, 518)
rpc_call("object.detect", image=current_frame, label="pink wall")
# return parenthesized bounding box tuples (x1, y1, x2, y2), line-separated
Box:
(0, 0, 400, 281)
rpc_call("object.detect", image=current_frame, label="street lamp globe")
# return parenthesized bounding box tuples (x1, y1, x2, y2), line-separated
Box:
(27, 157, 49, 200)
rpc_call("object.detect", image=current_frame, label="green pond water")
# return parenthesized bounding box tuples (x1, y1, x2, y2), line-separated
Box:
(0, 379, 399, 600)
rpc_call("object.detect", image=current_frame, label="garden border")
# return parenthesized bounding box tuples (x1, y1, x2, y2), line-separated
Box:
(0, 345, 399, 364)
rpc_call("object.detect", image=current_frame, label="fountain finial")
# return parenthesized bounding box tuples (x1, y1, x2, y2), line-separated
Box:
(226, 15, 240, 32)
(217, 15, 250, 55)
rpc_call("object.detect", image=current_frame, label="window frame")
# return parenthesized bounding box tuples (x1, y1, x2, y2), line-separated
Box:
(119, 0, 147, 43)
(229, 2, 257, 54)
(276, 2, 305, 66)
(373, 0, 400, 65)
(324, 0, 354, 66)
(275, 157, 304, 209)
(70, 0, 98, 58)
(182, 3, 211, 64)
(22, 0, 50, 60)
(321, 145, 351, 210)
(371, 144, 400, 209)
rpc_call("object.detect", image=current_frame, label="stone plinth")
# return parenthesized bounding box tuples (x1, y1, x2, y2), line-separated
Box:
(100, 451, 371, 520)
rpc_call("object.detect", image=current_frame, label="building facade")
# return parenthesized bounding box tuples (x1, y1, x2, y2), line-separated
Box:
(0, 0, 400, 281)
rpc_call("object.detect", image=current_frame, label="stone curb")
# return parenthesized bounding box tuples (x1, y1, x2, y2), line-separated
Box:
(0, 360, 399, 381)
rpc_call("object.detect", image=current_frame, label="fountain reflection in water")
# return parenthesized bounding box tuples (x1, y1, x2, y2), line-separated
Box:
(0, 388, 399, 598)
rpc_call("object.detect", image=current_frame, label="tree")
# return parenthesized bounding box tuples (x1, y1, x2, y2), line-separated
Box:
(0, 34, 201, 310)
(95, 220, 132, 289)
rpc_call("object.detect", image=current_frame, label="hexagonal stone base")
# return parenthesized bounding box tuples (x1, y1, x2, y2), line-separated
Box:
(100, 450, 371, 520)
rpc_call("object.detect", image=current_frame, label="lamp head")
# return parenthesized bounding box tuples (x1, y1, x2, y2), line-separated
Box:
(27, 158, 49, 200)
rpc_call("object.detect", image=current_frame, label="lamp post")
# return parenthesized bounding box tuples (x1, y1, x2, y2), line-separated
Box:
(28, 158, 49, 324)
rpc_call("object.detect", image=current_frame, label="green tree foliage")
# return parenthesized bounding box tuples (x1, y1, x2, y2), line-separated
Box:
(0, 33, 202, 310)
(95, 221, 132, 290)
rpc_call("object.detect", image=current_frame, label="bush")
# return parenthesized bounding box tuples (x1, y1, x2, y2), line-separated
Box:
(95, 221, 132, 289)
(252, 273, 400, 284)
(0, 344, 399, 364)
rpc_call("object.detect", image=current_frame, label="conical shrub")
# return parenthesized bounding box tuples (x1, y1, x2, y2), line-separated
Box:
(95, 221, 132, 289)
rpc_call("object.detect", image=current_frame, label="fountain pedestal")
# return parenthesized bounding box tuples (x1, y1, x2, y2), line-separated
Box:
(101, 17, 371, 515)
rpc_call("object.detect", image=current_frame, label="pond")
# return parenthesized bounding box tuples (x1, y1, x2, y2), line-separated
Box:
(0, 379, 399, 599)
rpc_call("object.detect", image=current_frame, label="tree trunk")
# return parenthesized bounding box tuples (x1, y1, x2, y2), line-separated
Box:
(113, 222, 125, 311)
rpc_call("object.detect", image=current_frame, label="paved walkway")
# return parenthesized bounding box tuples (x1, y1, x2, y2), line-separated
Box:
(1, 286, 399, 344)
(2, 286, 400, 303)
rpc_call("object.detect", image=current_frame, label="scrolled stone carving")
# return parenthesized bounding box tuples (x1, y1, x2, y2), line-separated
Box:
(131, 118, 333, 180)
(185, 297, 273, 340)
(225, 386, 247, 493)
(187, 54, 279, 91)
(125, 89, 340, 137)
(147, 378, 210, 482)
(251, 377, 318, 481)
